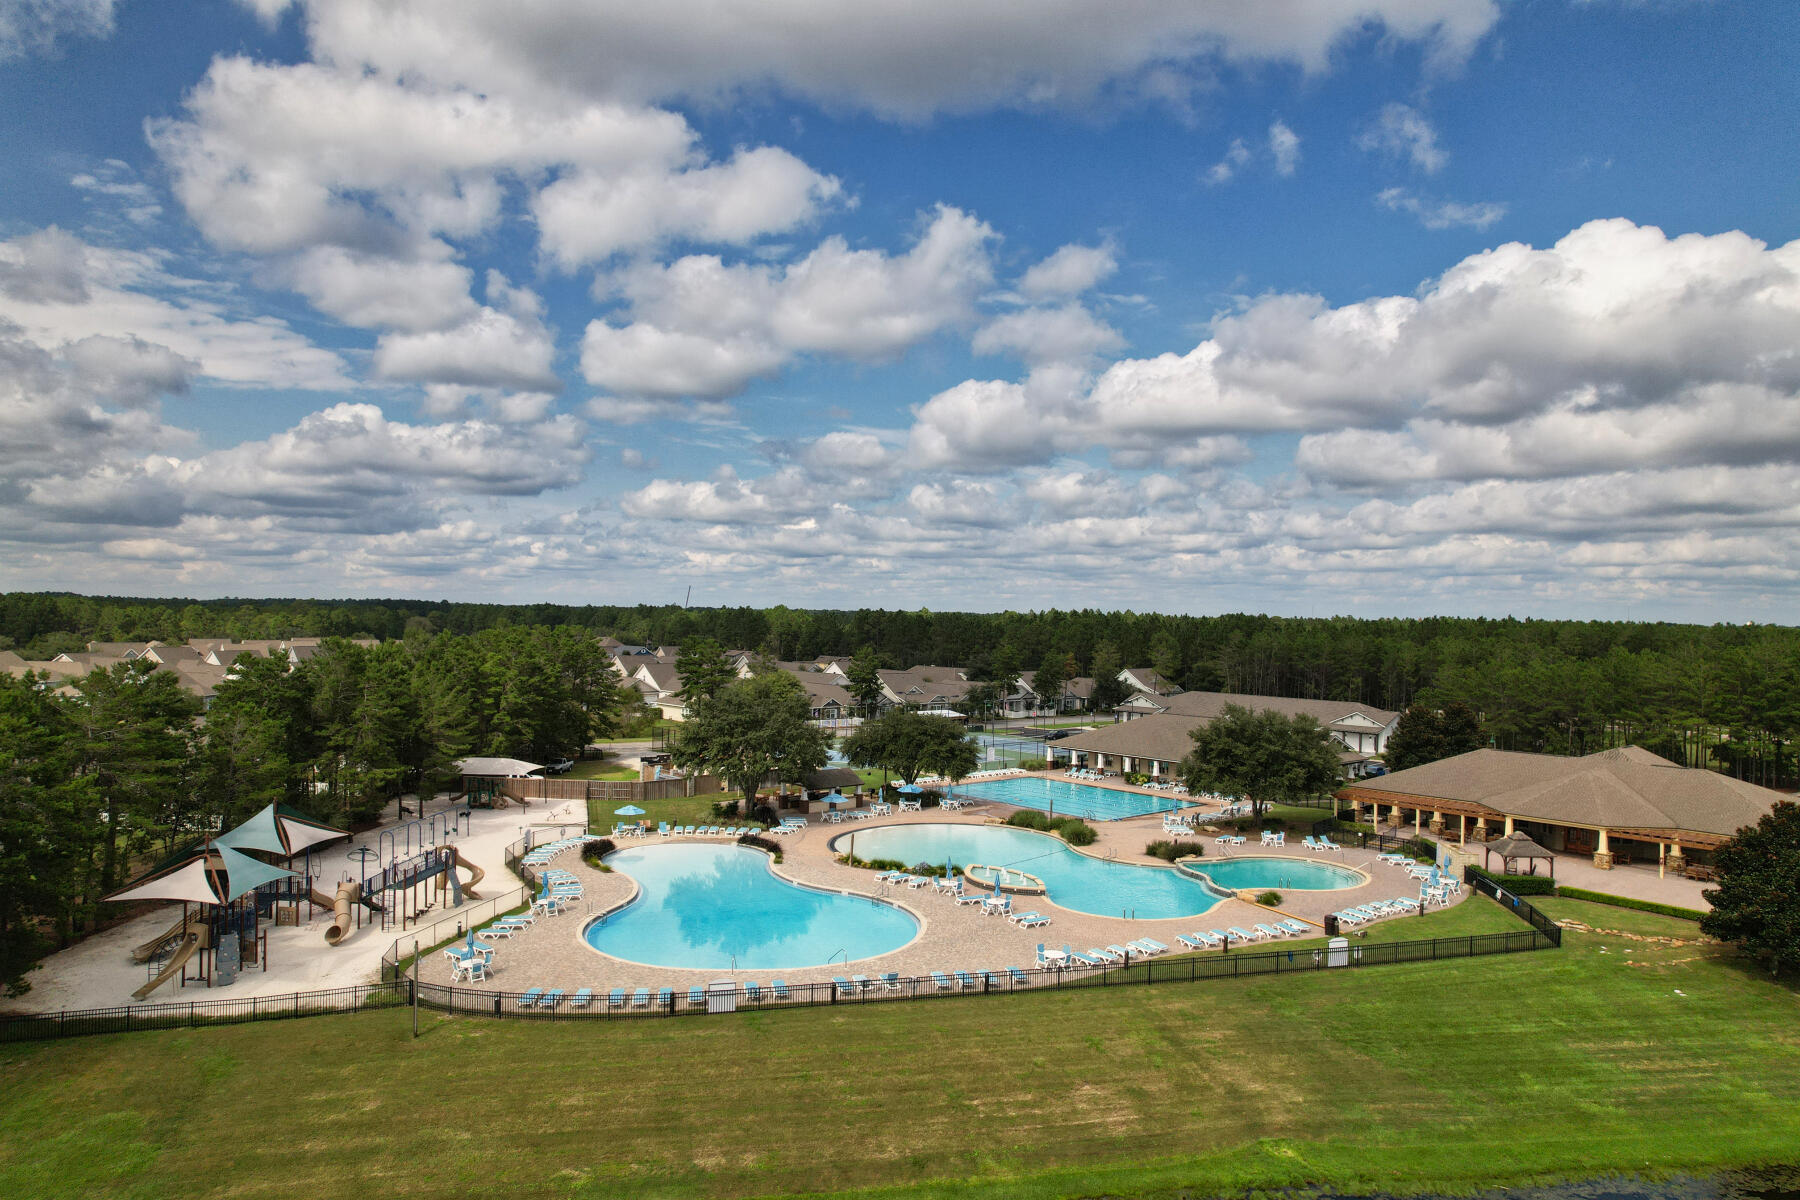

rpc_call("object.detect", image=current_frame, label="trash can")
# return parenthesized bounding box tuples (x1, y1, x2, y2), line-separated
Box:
(1323, 913, 1341, 937)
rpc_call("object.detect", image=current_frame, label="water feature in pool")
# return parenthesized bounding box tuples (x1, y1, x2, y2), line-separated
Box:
(584, 843, 918, 969)
(950, 775, 1181, 821)
(838, 824, 1220, 919)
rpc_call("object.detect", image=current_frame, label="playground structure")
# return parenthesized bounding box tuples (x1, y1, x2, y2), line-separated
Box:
(314, 841, 484, 947)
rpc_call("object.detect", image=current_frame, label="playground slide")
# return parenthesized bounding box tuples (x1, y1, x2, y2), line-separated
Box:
(132, 933, 200, 1001)
(132, 913, 198, 964)
(321, 881, 365, 946)
(441, 845, 485, 899)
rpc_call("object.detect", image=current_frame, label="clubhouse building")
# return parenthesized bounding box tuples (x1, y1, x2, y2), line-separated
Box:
(1338, 746, 1785, 874)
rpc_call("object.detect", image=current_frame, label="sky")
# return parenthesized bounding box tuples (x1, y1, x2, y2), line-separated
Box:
(1, 0, 1797, 621)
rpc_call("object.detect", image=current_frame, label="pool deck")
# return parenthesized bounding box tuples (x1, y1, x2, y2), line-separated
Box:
(415, 794, 1458, 997)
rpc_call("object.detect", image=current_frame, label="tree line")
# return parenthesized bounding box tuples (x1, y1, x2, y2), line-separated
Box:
(0, 625, 621, 995)
(5, 593, 1796, 785)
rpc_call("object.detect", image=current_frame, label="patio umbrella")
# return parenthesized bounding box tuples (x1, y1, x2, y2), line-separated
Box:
(895, 783, 923, 795)
(614, 804, 647, 816)
(823, 791, 855, 805)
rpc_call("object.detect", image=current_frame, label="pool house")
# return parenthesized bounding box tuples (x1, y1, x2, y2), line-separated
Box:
(1337, 746, 1784, 876)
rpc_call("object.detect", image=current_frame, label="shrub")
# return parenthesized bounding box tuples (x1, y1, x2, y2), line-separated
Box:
(1145, 839, 1205, 862)
(1054, 818, 1098, 846)
(1017, 758, 1048, 771)
(1468, 865, 1556, 895)
(1125, 771, 1149, 786)
(1255, 891, 1282, 907)
(1006, 811, 1053, 831)
(579, 837, 616, 871)
(1554, 887, 1705, 922)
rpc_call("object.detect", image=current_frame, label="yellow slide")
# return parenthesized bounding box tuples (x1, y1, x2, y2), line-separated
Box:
(133, 932, 202, 1001)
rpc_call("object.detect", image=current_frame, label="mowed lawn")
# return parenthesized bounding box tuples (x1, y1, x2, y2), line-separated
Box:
(2, 898, 1797, 1200)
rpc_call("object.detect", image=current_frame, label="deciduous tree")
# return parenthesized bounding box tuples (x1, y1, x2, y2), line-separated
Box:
(1701, 800, 1800, 977)
(1180, 704, 1344, 823)
(669, 673, 831, 810)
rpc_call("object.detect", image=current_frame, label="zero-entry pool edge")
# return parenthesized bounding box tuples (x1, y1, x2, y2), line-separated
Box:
(581, 841, 923, 971)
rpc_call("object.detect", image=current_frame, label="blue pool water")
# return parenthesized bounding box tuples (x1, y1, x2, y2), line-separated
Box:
(837, 823, 1220, 919)
(1185, 857, 1363, 891)
(584, 843, 918, 969)
(950, 775, 1180, 821)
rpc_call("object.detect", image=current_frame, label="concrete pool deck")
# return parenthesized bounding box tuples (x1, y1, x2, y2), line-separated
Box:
(413, 799, 1459, 996)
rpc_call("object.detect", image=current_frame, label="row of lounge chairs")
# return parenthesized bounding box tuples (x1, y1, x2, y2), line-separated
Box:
(1301, 835, 1342, 852)
(1331, 897, 1422, 925)
(519, 835, 592, 869)
(659, 822, 759, 837)
(1174, 920, 1311, 948)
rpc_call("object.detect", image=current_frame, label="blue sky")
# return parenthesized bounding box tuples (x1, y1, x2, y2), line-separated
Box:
(1, 0, 1797, 619)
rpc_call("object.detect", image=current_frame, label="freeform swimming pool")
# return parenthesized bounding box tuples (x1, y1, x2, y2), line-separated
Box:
(1183, 856, 1364, 891)
(837, 823, 1220, 919)
(950, 775, 1181, 821)
(584, 843, 918, 969)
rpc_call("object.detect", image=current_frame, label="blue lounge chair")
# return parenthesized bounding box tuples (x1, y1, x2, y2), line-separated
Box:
(570, 987, 594, 1009)
(852, 974, 872, 993)
(834, 976, 855, 996)
(930, 971, 955, 991)
(1278, 918, 1310, 935)
(657, 987, 672, 1007)
(954, 970, 977, 990)
(1019, 912, 1051, 928)
(744, 982, 762, 1003)
(881, 972, 902, 991)
(1177, 933, 1206, 950)
(1227, 926, 1260, 942)
(632, 987, 651, 1008)
(516, 987, 545, 1009)
(1106, 943, 1135, 960)
(607, 987, 627, 1009)
(771, 979, 790, 1000)
(1137, 937, 1170, 953)
(1067, 949, 1101, 966)
(687, 986, 705, 1006)
(1254, 923, 1287, 940)
(540, 989, 565, 1009)
(979, 969, 1001, 988)
(1006, 966, 1029, 986)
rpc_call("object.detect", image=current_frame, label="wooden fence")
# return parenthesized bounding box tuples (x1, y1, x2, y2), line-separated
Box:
(498, 774, 723, 806)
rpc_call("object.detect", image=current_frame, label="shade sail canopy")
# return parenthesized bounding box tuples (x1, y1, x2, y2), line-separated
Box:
(103, 856, 224, 906)
(216, 844, 297, 902)
(215, 803, 348, 856)
(456, 756, 544, 777)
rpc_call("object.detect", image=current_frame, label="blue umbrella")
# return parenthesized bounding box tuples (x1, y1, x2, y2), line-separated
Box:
(896, 783, 924, 795)
(824, 791, 855, 806)
(614, 804, 646, 816)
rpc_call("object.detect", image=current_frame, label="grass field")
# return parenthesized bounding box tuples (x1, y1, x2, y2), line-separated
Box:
(2, 897, 1795, 1200)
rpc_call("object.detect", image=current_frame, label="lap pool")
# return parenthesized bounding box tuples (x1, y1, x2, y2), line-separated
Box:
(950, 776, 1181, 821)
(584, 843, 918, 969)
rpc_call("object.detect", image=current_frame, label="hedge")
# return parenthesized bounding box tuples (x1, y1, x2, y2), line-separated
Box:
(1554, 887, 1706, 922)
(1467, 865, 1557, 895)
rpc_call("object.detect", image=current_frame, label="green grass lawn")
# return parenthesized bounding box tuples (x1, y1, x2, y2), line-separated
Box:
(585, 791, 743, 833)
(3, 898, 1796, 1200)
(567, 758, 640, 782)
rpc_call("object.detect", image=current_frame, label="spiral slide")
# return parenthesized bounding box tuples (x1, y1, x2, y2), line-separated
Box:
(439, 845, 485, 900)
(312, 881, 377, 946)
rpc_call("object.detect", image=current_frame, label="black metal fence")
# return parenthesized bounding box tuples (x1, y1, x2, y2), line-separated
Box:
(4, 875, 1565, 1043)
(1465, 866, 1563, 946)
(410, 923, 1556, 1021)
(0, 982, 407, 1044)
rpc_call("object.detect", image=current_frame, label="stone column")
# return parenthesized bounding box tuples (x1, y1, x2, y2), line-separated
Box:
(1474, 818, 1489, 842)
(1390, 804, 1404, 827)
(1429, 810, 1445, 835)
(1667, 840, 1686, 874)
(1593, 827, 1613, 870)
